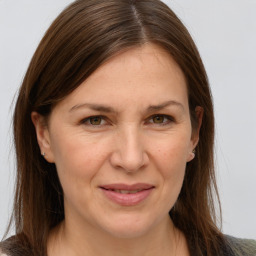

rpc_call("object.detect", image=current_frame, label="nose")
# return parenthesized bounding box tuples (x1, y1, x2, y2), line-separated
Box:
(109, 125, 149, 172)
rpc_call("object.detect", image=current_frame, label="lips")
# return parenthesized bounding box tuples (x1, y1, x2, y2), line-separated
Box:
(99, 183, 154, 206)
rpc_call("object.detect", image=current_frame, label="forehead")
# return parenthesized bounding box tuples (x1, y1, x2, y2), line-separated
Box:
(52, 43, 188, 113)
(88, 44, 186, 88)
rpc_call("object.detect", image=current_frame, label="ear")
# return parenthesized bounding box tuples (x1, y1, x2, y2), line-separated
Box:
(31, 112, 55, 163)
(187, 106, 204, 162)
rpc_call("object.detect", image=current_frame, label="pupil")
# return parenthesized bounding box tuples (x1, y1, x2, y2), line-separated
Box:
(153, 116, 164, 123)
(90, 117, 101, 125)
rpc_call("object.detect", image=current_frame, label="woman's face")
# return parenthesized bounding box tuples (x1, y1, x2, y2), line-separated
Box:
(33, 44, 200, 238)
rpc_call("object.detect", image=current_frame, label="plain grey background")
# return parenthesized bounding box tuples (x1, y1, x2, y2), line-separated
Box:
(0, 0, 255, 239)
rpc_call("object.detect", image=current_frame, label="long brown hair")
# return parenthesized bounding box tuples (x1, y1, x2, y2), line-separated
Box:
(2, 0, 224, 255)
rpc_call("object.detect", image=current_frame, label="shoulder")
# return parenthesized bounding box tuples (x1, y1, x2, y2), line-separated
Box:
(224, 235, 256, 256)
(0, 248, 9, 256)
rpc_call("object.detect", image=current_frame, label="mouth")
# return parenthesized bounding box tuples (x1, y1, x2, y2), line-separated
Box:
(99, 183, 155, 206)
(103, 189, 145, 194)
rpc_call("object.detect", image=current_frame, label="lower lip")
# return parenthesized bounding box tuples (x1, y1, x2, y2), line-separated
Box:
(101, 188, 153, 206)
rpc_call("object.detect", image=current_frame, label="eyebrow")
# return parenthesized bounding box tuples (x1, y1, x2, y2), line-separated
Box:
(69, 100, 184, 113)
(147, 100, 184, 112)
(69, 103, 116, 113)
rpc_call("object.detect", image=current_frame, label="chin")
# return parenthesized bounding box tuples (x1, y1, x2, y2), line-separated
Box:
(106, 225, 151, 239)
(99, 213, 162, 239)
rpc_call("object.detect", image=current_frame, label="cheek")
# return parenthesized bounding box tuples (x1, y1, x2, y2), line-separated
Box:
(158, 144, 187, 187)
(150, 134, 191, 199)
(49, 132, 110, 194)
(153, 134, 191, 171)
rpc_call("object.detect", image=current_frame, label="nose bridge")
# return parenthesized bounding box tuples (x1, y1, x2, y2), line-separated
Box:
(111, 123, 147, 172)
(123, 124, 141, 154)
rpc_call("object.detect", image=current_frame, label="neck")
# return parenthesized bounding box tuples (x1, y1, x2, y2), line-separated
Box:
(47, 216, 189, 256)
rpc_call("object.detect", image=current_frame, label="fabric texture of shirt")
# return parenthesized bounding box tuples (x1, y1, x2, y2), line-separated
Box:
(225, 235, 256, 256)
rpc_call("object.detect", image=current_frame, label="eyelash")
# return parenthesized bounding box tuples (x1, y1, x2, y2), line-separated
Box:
(80, 116, 108, 126)
(80, 114, 175, 127)
(147, 114, 175, 126)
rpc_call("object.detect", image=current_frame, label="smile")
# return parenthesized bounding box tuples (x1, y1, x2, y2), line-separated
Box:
(108, 189, 143, 194)
(99, 183, 155, 206)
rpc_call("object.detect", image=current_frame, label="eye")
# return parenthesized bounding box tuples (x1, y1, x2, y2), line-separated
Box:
(89, 116, 103, 125)
(152, 115, 165, 123)
(80, 116, 106, 126)
(148, 114, 174, 125)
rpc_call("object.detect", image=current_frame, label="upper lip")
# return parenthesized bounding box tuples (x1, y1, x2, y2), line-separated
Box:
(99, 183, 155, 191)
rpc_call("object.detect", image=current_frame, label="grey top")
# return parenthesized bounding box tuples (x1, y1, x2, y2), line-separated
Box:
(0, 235, 255, 255)
(225, 235, 256, 256)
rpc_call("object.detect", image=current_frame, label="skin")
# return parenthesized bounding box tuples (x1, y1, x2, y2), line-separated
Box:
(32, 43, 202, 256)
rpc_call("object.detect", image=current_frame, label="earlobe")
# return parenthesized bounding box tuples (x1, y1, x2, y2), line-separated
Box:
(31, 112, 55, 163)
(187, 149, 196, 162)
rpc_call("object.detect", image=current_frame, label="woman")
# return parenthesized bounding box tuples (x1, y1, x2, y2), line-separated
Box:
(0, 0, 255, 255)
